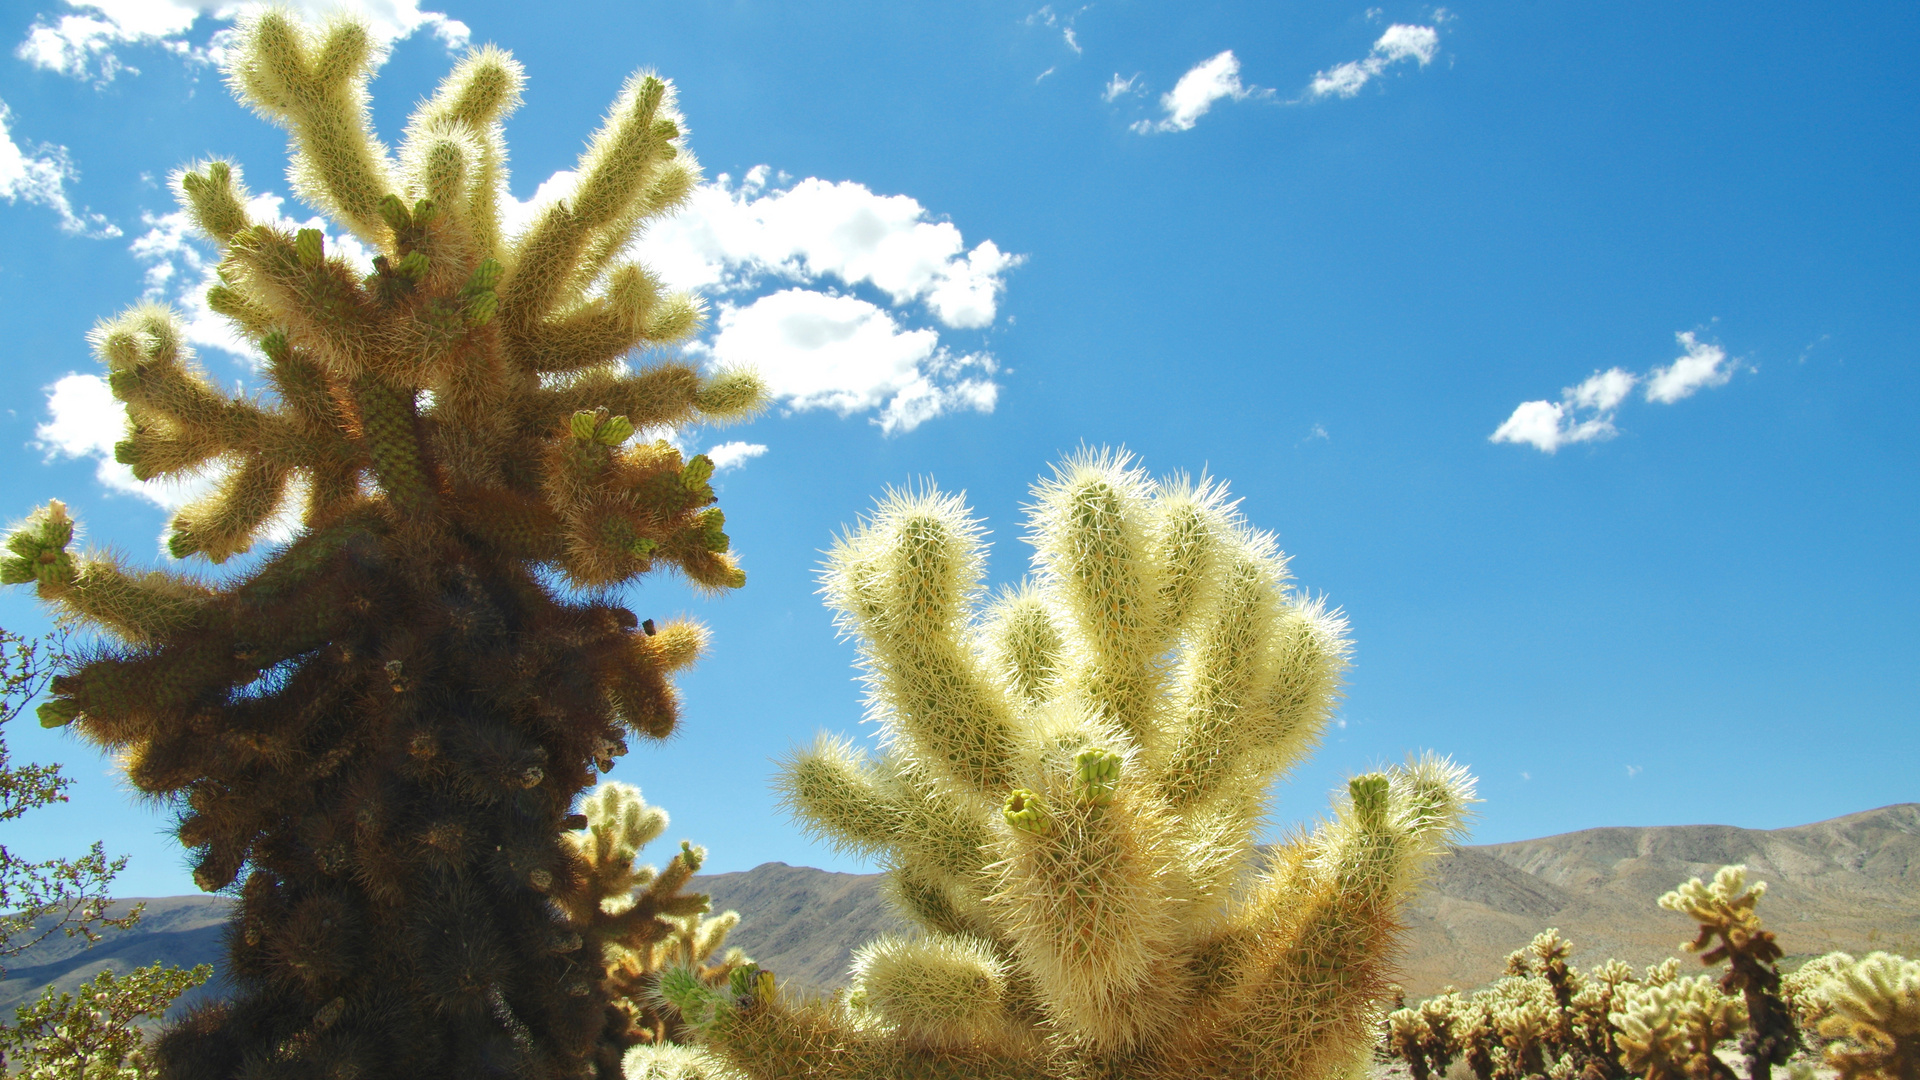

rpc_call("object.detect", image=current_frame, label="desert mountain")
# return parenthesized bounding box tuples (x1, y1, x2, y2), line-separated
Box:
(4, 803, 1913, 1015)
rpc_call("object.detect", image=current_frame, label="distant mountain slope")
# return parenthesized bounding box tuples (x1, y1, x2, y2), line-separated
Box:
(6, 804, 1913, 1012)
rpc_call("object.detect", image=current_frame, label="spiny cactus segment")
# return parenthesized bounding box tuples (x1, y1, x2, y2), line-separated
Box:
(696, 450, 1474, 1080)
(4, 11, 765, 1078)
(1661, 866, 1798, 1080)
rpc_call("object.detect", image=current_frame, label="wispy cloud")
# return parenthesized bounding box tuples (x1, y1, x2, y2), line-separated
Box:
(0, 99, 119, 237)
(1102, 73, 1142, 102)
(1491, 331, 1743, 453)
(16, 0, 471, 84)
(1644, 331, 1733, 403)
(1131, 50, 1269, 134)
(1307, 23, 1439, 100)
(1023, 4, 1087, 57)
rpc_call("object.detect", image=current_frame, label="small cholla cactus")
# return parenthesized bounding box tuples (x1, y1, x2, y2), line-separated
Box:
(1781, 952, 1857, 1037)
(1390, 1007, 1439, 1080)
(663, 451, 1476, 1079)
(4, 11, 763, 1078)
(1611, 975, 1747, 1080)
(561, 782, 750, 1069)
(1661, 866, 1799, 1080)
(1807, 952, 1920, 1080)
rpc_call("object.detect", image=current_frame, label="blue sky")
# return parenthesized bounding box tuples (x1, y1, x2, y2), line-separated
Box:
(0, 0, 1914, 898)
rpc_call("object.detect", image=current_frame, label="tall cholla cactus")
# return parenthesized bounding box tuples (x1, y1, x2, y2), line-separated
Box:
(669, 451, 1475, 1079)
(1661, 866, 1798, 1080)
(2, 11, 763, 1079)
(1796, 952, 1920, 1080)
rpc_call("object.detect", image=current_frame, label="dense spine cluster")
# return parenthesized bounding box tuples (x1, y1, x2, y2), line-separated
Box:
(3, 12, 762, 1079)
(667, 451, 1475, 1080)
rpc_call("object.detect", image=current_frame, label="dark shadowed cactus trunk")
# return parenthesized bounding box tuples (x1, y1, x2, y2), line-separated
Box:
(2, 12, 762, 1078)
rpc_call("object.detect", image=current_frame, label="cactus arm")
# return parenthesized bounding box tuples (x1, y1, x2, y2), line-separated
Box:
(224, 12, 399, 247)
(1026, 451, 1172, 750)
(820, 488, 1019, 796)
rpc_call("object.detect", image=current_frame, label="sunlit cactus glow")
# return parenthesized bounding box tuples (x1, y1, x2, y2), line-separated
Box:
(3, 10, 763, 1078)
(664, 450, 1475, 1080)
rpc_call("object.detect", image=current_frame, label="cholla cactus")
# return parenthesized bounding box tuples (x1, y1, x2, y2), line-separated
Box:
(4, 11, 763, 1078)
(668, 451, 1475, 1079)
(1661, 866, 1798, 1080)
(564, 782, 751, 1066)
(1782, 952, 1856, 1037)
(1611, 975, 1747, 1080)
(1807, 952, 1920, 1080)
(1390, 1007, 1440, 1080)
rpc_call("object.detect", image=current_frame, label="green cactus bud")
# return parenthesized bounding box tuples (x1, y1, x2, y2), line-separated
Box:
(1073, 747, 1122, 808)
(464, 290, 497, 326)
(629, 536, 658, 557)
(295, 228, 325, 266)
(596, 415, 635, 446)
(570, 410, 603, 442)
(729, 962, 760, 999)
(681, 454, 714, 491)
(395, 251, 430, 279)
(1350, 773, 1392, 830)
(411, 197, 438, 225)
(259, 329, 290, 365)
(698, 508, 728, 552)
(1004, 788, 1049, 835)
(205, 284, 245, 319)
(377, 193, 411, 235)
(679, 839, 704, 873)
(466, 258, 503, 292)
(37, 697, 80, 728)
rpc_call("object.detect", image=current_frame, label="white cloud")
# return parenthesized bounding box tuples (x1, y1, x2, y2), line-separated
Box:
(1102, 73, 1142, 102)
(631, 167, 1022, 329)
(1036, 66, 1055, 83)
(16, 0, 471, 84)
(1625, 764, 1642, 779)
(1132, 50, 1266, 134)
(0, 99, 119, 237)
(704, 441, 767, 471)
(1307, 24, 1439, 100)
(1644, 331, 1733, 403)
(1064, 27, 1081, 54)
(1492, 332, 1741, 453)
(707, 289, 996, 434)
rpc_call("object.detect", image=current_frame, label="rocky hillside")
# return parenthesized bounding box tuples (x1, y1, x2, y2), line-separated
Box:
(5, 803, 1913, 1013)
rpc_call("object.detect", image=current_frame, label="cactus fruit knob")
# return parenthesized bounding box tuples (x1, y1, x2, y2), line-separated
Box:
(1004, 788, 1050, 835)
(1073, 747, 1122, 807)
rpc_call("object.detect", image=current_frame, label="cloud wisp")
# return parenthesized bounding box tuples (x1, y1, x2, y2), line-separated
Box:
(0, 100, 119, 237)
(1307, 24, 1440, 100)
(1131, 51, 1269, 134)
(16, 0, 470, 84)
(1491, 331, 1742, 453)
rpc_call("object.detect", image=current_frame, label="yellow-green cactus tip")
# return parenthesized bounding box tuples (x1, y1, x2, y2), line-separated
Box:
(1072, 747, 1122, 807)
(295, 228, 325, 267)
(597, 415, 635, 446)
(1350, 772, 1392, 828)
(1004, 788, 1050, 834)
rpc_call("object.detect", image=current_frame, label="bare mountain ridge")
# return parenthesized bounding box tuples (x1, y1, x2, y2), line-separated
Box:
(4, 804, 1913, 1015)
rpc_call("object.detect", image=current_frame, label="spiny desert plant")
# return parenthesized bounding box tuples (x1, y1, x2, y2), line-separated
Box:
(666, 451, 1476, 1079)
(570, 782, 751, 1056)
(1807, 952, 1920, 1080)
(1611, 975, 1747, 1080)
(1662, 866, 1798, 1080)
(4, 10, 763, 1077)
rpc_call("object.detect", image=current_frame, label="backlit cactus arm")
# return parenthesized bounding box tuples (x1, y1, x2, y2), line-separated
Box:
(401, 47, 523, 261)
(822, 488, 1019, 796)
(225, 12, 399, 247)
(775, 734, 901, 859)
(991, 743, 1187, 1052)
(499, 75, 681, 340)
(1028, 451, 1172, 749)
(978, 583, 1063, 708)
(1209, 763, 1473, 1073)
(1156, 535, 1288, 808)
(1, 503, 212, 648)
(850, 934, 1010, 1049)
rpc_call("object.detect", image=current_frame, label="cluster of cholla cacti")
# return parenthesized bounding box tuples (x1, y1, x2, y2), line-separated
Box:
(3, 10, 764, 1078)
(575, 782, 753, 1058)
(653, 451, 1477, 1080)
(1387, 865, 1919, 1080)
